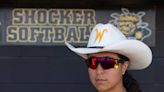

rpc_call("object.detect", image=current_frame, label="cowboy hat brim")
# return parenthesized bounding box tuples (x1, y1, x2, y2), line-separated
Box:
(65, 40, 152, 70)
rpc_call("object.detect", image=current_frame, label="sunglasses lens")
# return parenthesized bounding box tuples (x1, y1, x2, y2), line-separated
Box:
(101, 58, 115, 69)
(86, 58, 97, 69)
(85, 57, 118, 69)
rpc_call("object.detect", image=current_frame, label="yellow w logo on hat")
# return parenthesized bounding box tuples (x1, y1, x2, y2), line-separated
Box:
(95, 29, 108, 43)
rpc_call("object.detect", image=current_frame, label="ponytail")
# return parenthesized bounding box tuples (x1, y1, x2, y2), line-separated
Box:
(123, 72, 142, 92)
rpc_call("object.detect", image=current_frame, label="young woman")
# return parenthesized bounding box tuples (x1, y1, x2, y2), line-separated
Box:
(65, 23, 152, 92)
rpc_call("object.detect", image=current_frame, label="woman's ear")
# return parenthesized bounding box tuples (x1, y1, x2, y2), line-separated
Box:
(122, 61, 129, 75)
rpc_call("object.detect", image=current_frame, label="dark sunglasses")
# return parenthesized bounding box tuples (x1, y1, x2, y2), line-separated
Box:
(85, 57, 125, 70)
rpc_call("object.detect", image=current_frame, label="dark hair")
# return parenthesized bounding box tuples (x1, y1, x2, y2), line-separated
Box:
(117, 54, 142, 92)
(117, 53, 130, 61)
(123, 72, 142, 92)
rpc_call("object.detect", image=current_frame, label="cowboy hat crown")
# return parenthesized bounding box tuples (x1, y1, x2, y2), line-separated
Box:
(87, 23, 127, 48)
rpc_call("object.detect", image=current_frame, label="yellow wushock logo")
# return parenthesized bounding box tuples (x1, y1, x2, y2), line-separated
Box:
(95, 28, 108, 43)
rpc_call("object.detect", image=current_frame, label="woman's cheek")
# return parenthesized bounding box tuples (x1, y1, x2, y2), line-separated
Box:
(88, 69, 96, 85)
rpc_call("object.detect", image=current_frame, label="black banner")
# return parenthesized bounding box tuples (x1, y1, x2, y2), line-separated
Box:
(0, 8, 155, 46)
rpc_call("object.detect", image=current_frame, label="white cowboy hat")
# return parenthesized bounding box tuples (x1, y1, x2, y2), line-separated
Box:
(65, 23, 152, 70)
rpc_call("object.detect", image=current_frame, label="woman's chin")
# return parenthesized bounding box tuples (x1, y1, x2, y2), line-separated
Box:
(95, 85, 110, 92)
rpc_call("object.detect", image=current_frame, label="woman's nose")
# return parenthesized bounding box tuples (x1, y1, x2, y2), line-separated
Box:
(96, 64, 104, 74)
